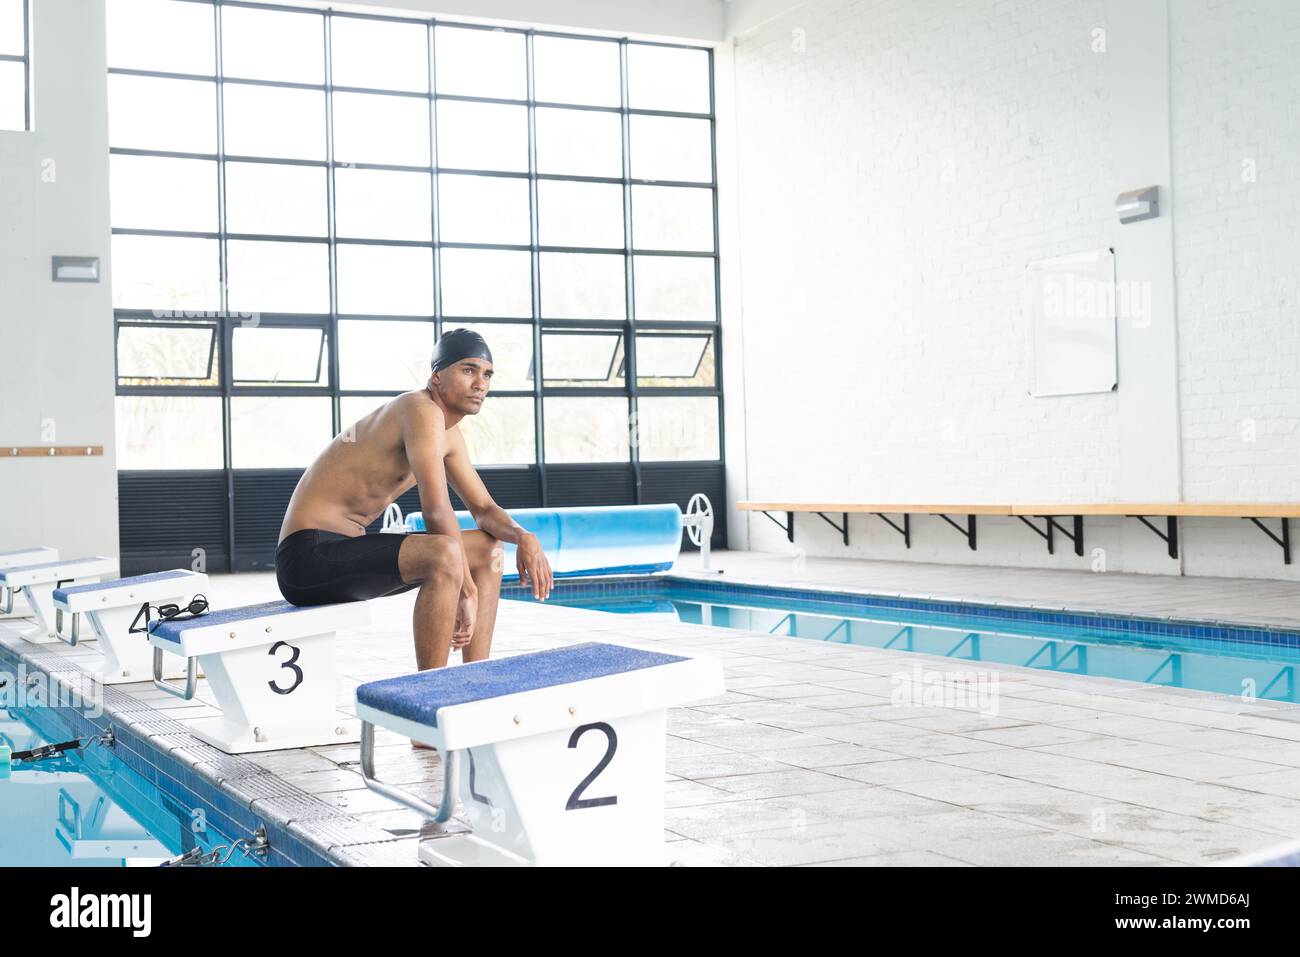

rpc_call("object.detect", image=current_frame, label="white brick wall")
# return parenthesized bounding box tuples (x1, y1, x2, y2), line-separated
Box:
(725, 0, 1300, 580)
(1171, 0, 1300, 512)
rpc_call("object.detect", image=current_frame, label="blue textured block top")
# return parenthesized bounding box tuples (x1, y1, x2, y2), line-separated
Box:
(149, 598, 305, 642)
(0, 557, 103, 581)
(54, 569, 194, 604)
(356, 641, 687, 727)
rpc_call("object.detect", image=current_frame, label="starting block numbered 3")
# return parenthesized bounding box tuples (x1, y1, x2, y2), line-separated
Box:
(148, 598, 370, 754)
(356, 641, 724, 867)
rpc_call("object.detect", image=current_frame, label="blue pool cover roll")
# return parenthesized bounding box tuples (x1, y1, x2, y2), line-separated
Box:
(402, 503, 682, 580)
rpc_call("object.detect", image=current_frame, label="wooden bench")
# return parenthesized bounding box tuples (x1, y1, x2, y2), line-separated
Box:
(739, 502, 1300, 563)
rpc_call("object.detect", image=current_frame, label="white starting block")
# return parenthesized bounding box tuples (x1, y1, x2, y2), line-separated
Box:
(148, 598, 370, 754)
(0, 557, 118, 644)
(355, 641, 724, 867)
(53, 569, 208, 684)
(0, 547, 58, 619)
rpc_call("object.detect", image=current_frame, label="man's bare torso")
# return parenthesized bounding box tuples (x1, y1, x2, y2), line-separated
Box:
(279, 390, 449, 541)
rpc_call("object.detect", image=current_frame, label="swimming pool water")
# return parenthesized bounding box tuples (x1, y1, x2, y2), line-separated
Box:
(513, 580, 1300, 704)
(0, 708, 254, 867)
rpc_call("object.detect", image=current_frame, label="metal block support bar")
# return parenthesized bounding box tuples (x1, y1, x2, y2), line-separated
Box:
(360, 720, 460, 824)
(814, 511, 849, 546)
(874, 513, 911, 548)
(1245, 517, 1292, 565)
(1016, 515, 1084, 556)
(937, 514, 977, 550)
(759, 510, 794, 542)
(1130, 515, 1178, 560)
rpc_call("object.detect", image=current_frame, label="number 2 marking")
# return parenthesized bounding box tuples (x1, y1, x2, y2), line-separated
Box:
(267, 641, 303, 695)
(565, 722, 618, 810)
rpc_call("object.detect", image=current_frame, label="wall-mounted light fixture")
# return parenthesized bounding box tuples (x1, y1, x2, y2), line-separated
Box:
(1116, 186, 1159, 224)
(51, 256, 100, 282)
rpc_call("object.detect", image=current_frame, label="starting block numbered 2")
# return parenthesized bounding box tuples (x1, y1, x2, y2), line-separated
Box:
(356, 641, 724, 867)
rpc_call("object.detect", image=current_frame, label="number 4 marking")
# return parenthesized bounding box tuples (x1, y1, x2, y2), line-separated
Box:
(566, 722, 618, 810)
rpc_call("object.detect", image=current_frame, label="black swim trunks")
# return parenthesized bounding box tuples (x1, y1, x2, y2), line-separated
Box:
(276, 529, 420, 606)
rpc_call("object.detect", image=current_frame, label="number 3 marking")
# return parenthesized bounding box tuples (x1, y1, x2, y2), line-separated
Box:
(565, 722, 618, 810)
(267, 641, 303, 695)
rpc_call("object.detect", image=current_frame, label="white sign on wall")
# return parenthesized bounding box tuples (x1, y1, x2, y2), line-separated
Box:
(1024, 247, 1118, 397)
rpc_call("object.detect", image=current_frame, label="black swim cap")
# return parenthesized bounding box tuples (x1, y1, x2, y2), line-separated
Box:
(431, 327, 494, 373)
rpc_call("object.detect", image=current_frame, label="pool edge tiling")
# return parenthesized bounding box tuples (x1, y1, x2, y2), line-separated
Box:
(0, 629, 420, 868)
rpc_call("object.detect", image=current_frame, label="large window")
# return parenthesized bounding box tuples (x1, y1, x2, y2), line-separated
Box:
(109, 0, 721, 482)
(0, 0, 29, 131)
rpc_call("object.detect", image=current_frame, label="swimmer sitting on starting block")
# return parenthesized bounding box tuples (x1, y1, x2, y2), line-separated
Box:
(276, 328, 554, 685)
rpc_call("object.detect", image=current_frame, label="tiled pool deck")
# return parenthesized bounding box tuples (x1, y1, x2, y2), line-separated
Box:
(8, 548, 1300, 866)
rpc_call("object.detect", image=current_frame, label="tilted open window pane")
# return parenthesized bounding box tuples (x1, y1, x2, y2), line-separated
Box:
(540, 330, 624, 388)
(632, 331, 714, 387)
(117, 323, 218, 385)
(232, 326, 328, 387)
